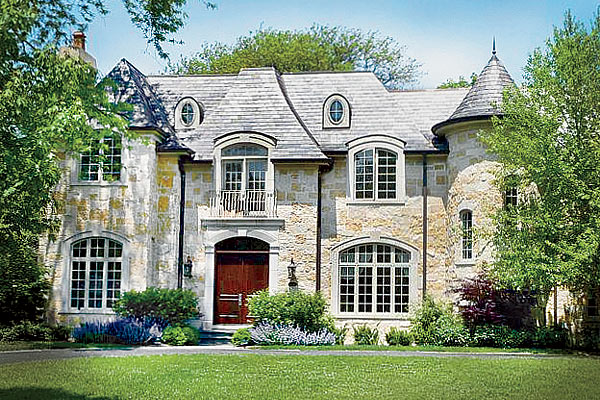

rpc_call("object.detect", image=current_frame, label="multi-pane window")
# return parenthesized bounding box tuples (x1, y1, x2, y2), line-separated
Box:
(587, 289, 599, 318)
(221, 144, 268, 193)
(181, 102, 195, 126)
(504, 186, 518, 208)
(339, 244, 411, 314)
(80, 135, 122, 182)
(329, 100, 344, 123)
(460, 210, 473, 260)
(70, 237, 123, 310)
(354, 149, 398, 200)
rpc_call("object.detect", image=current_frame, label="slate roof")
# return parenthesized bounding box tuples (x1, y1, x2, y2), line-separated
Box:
(432, 51, 514, 134)
(104, 54, 514, 159)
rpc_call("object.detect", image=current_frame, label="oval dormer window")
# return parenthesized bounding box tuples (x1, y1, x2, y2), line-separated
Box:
(329, 100, 344, 124)
(181, 103, 195, 126)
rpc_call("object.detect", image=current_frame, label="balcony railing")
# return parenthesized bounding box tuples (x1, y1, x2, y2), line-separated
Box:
(209, 190, 277, 218)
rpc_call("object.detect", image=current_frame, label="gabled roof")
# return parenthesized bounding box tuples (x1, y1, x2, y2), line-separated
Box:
(432, 50, 514, 134)
(105, 59, 174, 136)
(170, 67, 327, 161)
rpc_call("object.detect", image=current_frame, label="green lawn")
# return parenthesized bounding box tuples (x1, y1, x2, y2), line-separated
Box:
(0, 341, 128, 352)
(255, 344, 574, 354)
(1, 354, 598, 399)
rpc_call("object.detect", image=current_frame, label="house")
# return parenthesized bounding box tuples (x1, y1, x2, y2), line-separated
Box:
(42, 34, 574, 331)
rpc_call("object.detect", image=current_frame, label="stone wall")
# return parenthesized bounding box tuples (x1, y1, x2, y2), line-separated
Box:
(44, 133, 160, 323)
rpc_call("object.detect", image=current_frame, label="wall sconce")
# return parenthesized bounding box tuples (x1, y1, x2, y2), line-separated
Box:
(183, 256, 193, 278)
(288, 258, 298, 291)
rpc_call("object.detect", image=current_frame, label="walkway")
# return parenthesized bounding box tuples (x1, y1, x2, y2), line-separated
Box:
(0, 345, 564, 365)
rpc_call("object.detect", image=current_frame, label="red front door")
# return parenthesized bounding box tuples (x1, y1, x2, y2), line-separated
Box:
(214, 251, 268, 324)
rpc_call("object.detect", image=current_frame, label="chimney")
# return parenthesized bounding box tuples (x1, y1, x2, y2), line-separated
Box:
(59, 31, 97, 70)
(72, 31, 86, 51)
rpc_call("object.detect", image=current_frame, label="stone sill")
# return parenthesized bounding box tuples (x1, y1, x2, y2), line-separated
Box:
(60, 310, 117, 315)
(201, 218, 285, 229)
(334, 314, 410, 321)
(455, 260, 477, 267)
(346, 198, 408, 206)
(70, 182, 127, 188)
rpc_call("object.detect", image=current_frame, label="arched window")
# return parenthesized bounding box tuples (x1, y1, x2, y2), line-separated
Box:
(323, 94, 350, 128)
(460, 210, 473, 260)
(70, 237, 123, 310)
(338, 243, 411, 314)
(175, 98, 203, 129)
(354, 148, 398, 200)
(221, 144, 268, 192)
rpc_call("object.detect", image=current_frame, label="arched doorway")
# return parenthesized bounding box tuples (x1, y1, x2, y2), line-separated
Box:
(214, 237, 269, 324)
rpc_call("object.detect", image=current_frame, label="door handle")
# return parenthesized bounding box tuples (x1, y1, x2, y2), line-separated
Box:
(238, 293, 243, 307)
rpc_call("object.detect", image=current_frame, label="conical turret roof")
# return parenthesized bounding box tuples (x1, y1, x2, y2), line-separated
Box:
(432, 46, 514, 134)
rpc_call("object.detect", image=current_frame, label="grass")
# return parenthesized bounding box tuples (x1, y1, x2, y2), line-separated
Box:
(0, 341, 129, 352)
(0, 353, 598, 399)
(254, 344, 574, 354)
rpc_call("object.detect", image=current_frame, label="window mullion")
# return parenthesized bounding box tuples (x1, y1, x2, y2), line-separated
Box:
(354, 263, 359, 314)
(373, 149, 378, 201)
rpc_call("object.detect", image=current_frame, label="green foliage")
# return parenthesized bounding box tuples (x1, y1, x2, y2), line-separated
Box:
(112, 287, 198, 325)
(479, 11, 600, 293)
(172, 25, 421, 89)
(231, 328, 252, 347)
(161, 325, 199, 346)
(352, 324, 380, 345)
(248, 290, 333, 333)
(410, 296, 470, 346)
(0, 321, 71, 342)
(385, 327, 412, 346)
(330, 325, 349, 345)
(437, 73, 477, 89)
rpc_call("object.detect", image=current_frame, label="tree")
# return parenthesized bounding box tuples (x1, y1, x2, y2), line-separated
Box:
(479, 11, 600, 295)
(0, 0, 212, 324)
(437, 73, 477, 89)
(172, 25, 422, 89)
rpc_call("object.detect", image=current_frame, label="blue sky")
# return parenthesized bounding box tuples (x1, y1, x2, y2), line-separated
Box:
(88, 0, 598, 88)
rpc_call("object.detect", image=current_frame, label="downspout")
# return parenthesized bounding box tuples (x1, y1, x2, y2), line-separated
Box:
(316, 166, 323, 292)
(422, 154, 428, 299)
(177, 157, 186, 289)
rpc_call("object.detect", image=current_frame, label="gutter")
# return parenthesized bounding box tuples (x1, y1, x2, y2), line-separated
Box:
(422, 154, 428, 299)
(177, 157, 187, 289)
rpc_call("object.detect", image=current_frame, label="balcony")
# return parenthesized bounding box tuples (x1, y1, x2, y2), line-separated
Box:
(209, 190, 277, 218)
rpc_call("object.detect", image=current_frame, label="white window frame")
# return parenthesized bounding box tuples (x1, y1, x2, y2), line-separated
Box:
(61, 231, 130, 315)
(331, 237, 419, 320)
(455, 201, 476, 265)
(323, 94, 351, 129)
(174, 97, 203, 129)
(347, 135, 406, 204)
(213, 133, 275, 193)
(77, 135, 123, 183)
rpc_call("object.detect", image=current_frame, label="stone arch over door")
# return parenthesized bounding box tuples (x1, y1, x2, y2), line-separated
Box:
(201, 223, 282, 329)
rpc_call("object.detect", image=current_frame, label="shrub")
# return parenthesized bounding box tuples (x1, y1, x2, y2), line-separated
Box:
(249, 322, 335, 346)
(353, 324, 379, 345)
(72, 317, 165, 345)
(248, 290, 333, 332)
(0, 321, 73, 342)
(471, 324, 534, 348)
(533, 326, 568, 349)
(385, 327, 412, 346)
(162, 325, 200, 346)
(112, 287, 198, 325)
(232, 328, 252, 347)
(331, 324, 349, 345)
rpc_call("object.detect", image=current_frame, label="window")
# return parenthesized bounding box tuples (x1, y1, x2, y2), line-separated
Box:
(329, 100, 344, 124)
(504, 186, 518, 208)
(70, 237, 123, 310)
(354, 149, 397, 200)
(175, 98, 203, 129)
(181, 103, 195, 126)
(323, 94, 350, 128)
(587, 289, 599, 318)
(339, 244, 411, 314)
(221, 144, 268, 192)
(460, 210, 473, 260)
(79, 135, 122, 182)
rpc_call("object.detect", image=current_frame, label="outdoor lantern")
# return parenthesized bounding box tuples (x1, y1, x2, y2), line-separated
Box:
(288, 258, 298, 290)
(183, 256, 193, 278)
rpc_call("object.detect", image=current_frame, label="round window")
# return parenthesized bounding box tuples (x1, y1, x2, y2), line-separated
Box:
(329, 100, 344, 124)
(181, 103, 195, 126)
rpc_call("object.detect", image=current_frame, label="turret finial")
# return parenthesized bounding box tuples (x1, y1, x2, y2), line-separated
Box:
(492, 37, 496, 55)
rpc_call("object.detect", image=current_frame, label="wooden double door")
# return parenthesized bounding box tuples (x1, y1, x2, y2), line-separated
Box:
(214, 244, 269, 325)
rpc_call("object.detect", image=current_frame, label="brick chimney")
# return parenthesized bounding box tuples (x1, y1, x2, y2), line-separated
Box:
(72, 31, 86, 51)
(59, 31, 97, 69)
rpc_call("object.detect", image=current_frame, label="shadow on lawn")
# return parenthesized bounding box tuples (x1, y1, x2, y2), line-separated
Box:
(0, 388, 118, 399)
